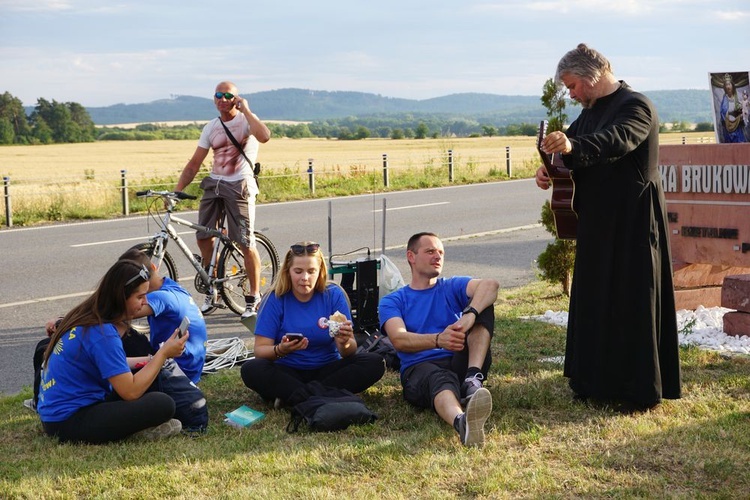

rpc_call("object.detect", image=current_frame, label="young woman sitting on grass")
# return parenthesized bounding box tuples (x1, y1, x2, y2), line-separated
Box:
(240, 241, 385, 407)
(37, 259, 188, 444)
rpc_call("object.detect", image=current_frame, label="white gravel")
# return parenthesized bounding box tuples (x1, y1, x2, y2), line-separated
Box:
(527, 306, 750, 356)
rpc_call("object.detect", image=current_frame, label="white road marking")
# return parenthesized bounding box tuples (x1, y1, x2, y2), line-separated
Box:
(70, 231, 194, 248)
(372, 202, 450, 212)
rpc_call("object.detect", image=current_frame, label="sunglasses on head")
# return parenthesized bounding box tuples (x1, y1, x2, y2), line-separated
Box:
(214, 92, 235, 100)
(125, 264, 150, 287)
(290, 243, 320, 255)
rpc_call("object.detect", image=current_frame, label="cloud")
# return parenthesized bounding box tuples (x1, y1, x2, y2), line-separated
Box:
(473, 0, 655, 15)
(714, 10, 750, 21)
(0, 0, 72, 12)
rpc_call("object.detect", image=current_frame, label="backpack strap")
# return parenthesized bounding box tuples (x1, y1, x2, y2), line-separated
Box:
(218, 118, 261, 178)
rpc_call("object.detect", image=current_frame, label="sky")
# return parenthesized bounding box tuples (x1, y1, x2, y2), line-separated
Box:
(1, 0, 749, 108)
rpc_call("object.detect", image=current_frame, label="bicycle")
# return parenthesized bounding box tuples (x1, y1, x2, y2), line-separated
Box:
(131, 190, 280, 315)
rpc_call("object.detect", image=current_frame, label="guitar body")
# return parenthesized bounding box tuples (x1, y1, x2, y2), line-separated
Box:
(537, 120, 577, 240)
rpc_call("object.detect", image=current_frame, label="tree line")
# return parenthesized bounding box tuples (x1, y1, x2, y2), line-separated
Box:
(0, 92, 97, 144)
(0, 90, 714, 145)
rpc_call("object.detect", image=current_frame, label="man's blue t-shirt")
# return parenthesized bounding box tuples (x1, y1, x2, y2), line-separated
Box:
(378, 276, 472, 373)
(256, 284, 351, 370)
(38, 323, 130, 423)
(146, 277, 207, 383)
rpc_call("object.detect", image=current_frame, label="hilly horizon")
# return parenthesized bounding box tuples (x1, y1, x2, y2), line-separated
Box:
(69, 88, 712, 126)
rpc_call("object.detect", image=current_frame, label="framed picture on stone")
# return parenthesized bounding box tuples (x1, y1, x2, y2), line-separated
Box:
(708, 71, 750, 144)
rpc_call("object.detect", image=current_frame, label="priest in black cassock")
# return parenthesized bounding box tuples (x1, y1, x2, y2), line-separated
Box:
(535, 43, 681, 411)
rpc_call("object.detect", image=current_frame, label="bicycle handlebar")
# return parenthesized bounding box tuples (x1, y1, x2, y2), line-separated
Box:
(135, 190, 197, 201)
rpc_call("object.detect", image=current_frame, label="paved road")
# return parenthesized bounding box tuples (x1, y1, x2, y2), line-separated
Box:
(0, 180, 552, 396)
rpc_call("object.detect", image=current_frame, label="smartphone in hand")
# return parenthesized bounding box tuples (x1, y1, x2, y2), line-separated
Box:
(286, 332, 304, 342)
(178, 316, 190, 338)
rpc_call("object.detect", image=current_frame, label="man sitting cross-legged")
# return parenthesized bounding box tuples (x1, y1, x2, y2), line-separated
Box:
(378, 232, 499, 447)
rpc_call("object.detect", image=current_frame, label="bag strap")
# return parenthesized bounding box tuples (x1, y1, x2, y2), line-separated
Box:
(218, 118, 261, 176)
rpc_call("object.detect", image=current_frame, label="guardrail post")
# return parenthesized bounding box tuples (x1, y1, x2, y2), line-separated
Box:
(307, 159, 315, 195)
(505, 146, 512, 177)
(448, 149, 454, 182)
(121, 170, 129, 216)
(682, 136, 686, 145)
(382, 153, 389, 187)
(3, 176, 12, 228)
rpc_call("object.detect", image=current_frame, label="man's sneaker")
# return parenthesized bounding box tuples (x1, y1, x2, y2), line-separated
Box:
(200, 289, 221, 314)
(457, 387, 492, 447)
(460, 372, 485, 406)
(131, 418, 182, 441)
(200, 294, 214, 313)
(240, 306, 257, 320)
(240, 295, 261, 320)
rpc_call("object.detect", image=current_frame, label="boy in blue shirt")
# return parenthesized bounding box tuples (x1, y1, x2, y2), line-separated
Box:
(120, 249, 207, 384)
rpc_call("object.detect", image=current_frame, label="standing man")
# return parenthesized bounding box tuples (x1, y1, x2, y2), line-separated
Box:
(379, 232, 498, 447)
(535, 43, 681, 411)
(176, 81, 271, 319)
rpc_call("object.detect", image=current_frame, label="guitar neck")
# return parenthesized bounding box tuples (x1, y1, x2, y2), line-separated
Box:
(537, 120, 570, 178)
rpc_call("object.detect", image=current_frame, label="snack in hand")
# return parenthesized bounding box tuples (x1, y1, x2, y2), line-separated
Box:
(328, 311, 347, 337)
(329, 311, 347, 323)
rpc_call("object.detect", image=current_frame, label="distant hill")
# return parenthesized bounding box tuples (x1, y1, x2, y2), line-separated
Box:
(77, 88, 712, 126)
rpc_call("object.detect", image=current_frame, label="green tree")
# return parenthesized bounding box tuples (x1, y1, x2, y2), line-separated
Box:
(29, 98, 96, 143)
(67, 102, 96, 141)
(540, 78, 569, 133)
(32, 116, 53, 144)
(0, 92, 31, 142)
(286, 123, 313, 139)
(481, 125, 497, 137)
(537, 201, 576, 295)
(537, 77, 576, 295)
(0, 118, 14, 144)
(414, 122, 429, 139)
(391, 128, 404, 139)
(354, 125, 371, 140)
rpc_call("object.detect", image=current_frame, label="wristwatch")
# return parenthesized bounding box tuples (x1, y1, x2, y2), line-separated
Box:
(462, 305, 479, 317)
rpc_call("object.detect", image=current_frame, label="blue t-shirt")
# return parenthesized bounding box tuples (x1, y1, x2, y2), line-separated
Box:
(378, 276, 472, 373)
(37, 323, 130, 423)
(256, 284, 351, 370)
(146, 277, 207, 383)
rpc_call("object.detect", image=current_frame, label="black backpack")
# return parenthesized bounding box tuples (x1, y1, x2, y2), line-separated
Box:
(356, 332, 400, 371)
(286, 381, 377, 433)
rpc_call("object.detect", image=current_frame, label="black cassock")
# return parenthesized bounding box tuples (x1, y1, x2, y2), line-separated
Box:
(561, 82, 681, 407)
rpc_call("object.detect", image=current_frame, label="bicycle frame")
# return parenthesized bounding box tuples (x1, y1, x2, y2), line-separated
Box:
(149, 204, 241, 292)
(135, 188, 280, 316)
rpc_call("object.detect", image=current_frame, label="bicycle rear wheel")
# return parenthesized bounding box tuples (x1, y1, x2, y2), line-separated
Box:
(217, 233, 280, 315)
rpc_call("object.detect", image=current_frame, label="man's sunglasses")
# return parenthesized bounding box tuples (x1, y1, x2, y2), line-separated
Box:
(290, 243, 320, 255)
(125, 264, 150, 287)
(214, 92, 235, 100)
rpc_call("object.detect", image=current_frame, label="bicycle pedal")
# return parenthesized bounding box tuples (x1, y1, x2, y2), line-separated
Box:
(212, 302, 228, 309)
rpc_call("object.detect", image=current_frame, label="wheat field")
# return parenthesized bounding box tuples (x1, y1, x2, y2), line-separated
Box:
(0, 132, 713, 184)
(0, 136, 541, 183)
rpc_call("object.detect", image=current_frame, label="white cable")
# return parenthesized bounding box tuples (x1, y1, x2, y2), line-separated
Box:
(202, 337, 254, 373)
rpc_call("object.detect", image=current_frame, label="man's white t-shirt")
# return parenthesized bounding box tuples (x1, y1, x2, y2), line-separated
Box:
(198, 113, 260, 195)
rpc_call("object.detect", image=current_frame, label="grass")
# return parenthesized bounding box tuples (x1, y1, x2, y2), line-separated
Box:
(3, 280, 750, 498)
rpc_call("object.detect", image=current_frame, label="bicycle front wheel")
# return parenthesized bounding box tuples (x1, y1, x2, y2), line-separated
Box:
(130, 242, 179, 282)
(217, 234, 280, 315)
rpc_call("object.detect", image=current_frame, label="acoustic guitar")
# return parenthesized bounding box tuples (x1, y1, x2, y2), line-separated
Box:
(536, 120, 577, 240)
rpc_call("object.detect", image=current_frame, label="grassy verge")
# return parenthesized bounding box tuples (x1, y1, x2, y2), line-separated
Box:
(3, 280, 749, 498)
